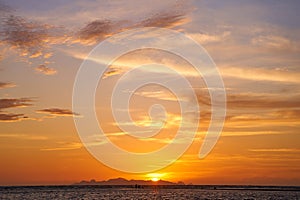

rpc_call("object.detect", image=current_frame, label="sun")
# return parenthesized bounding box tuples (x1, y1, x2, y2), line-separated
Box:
(146, 173, 166, 182)
(151, 177, 159, 182)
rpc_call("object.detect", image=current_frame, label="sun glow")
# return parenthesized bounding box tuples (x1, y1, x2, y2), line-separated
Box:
(146, 173, 166, 182)
(151, 177, 159, 182)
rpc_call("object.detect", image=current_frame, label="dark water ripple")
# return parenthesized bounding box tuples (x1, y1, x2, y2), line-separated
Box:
(0, 186, 299, 200)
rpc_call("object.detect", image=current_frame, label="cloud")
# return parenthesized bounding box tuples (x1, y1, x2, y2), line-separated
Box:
(0, 98, 33, 122)
(188, 31, 231, 44)
(0, 98, 33, 110)
(102, 66, 122, 79)
(40, 142, 82, 151)
(75, 19, 116, 45)
(251, 35, 295, 51)
(0, 133, 47, 140)
(92, 48, 200, 79)
(220, 66, 300, 83)
(220, 131, 282, 137)
(0, 100, 80, 122)
(196, 91, 300, 111)
(0, 14, 67, 58)
(226, 93, 300, 109)
(35, 64, 57, 75)
(196, 90, 300, 121)
(134, 90, 178, 102)
(248, 148, 300, 153)
(0, 0, 191, 68)
(1, 15, 50, 58)
(36, 108, 80, 117)
(0, 113, 28, 122)
(271, 109, 300, 119)
(0, 82, 15, 89)
(74, 5, 190, 45)
(137, 9, 189, 28)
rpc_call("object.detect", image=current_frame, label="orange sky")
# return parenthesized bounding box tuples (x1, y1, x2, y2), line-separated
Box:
(0, 0, 299, 186)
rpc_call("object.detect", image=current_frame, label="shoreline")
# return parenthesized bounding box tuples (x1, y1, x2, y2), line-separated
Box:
(0, 185, 299, 192)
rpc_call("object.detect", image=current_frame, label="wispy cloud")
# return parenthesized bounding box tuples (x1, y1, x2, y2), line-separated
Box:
(36, 108, 80, 117)
(0, 1, 192, 79)
(0, 133, 48, 140)
(251, 35, 296, 51)
(0, 98, 33, 110)
(220, 131, 282, 137)
(35, 64, 57, 75)
(74, 5, 190, 45)
(226, 93, 300, 109)
(220, 66, 300, 83)
(0, 98, 34, 122)
(0, 113, 28, 122)
(136, 9, 189, 28)
(134, 90, 178, 102)
(0, 15, 57, 58)
(0, 82, 16, 89)
(74, 19, 116, 45)
(249, 148, 300, 153)
(40, 142, 82, 151)
(90, 48, 200, 79)
(189, 31, 231, 44)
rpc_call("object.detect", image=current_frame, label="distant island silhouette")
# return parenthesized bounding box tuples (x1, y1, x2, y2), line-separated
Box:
(72, 178, 300, 192)
(72, 179, 300, 191)
(74, 177, 185, 186)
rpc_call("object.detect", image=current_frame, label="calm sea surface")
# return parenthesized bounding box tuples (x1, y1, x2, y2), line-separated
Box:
(0, 186, 299, 200)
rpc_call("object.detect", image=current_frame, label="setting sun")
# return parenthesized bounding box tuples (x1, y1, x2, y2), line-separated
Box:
(146, 173, 166, 182)
(151, 177, 159, 182)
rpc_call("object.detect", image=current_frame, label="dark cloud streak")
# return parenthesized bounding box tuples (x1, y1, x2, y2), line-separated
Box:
(75, 6, 190, 45)
(0, 98, 33, 122)
(0, 113, 28, 121)
(138, 11, 188, 28)
(37, 108, 79, 117)
(1, 15, 52, 58)
(75, 19, 115, 45)
(0, 98, 33, 110)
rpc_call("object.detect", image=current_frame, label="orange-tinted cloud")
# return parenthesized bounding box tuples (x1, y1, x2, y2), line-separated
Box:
(37, 108, 80, 117)
(137, 10, 189, 28)
(0, 98, 33, 110)
(0, 133, 47, 140)
(0, 113, 28, 122)
(0, 14, 68, 59)
(0, 98, 33, 122)
(40, 142, 82, 151)
(251, 35, 296, 51)
(35, 65, 57, 75)
(196, 88, 300, 109)
(0, 82, 15, 89)
(74, 7, 190, 45)
(220, 66, 300, 83)
(189, 31, 231, 44)
(1, 15, 51, 58)
(226, 93, 300, 109)
(75, 19, 117, 45)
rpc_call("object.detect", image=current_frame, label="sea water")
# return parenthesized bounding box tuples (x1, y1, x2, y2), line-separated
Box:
(0, 186, 299, 200)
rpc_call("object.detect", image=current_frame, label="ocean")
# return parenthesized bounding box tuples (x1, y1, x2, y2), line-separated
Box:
(0, 185, 299, 200)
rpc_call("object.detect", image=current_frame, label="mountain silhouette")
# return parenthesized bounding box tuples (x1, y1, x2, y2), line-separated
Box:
(75, 177, 185, 186)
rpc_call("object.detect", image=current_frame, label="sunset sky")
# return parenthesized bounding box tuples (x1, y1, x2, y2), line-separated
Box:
(0, 0, 299, 186)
